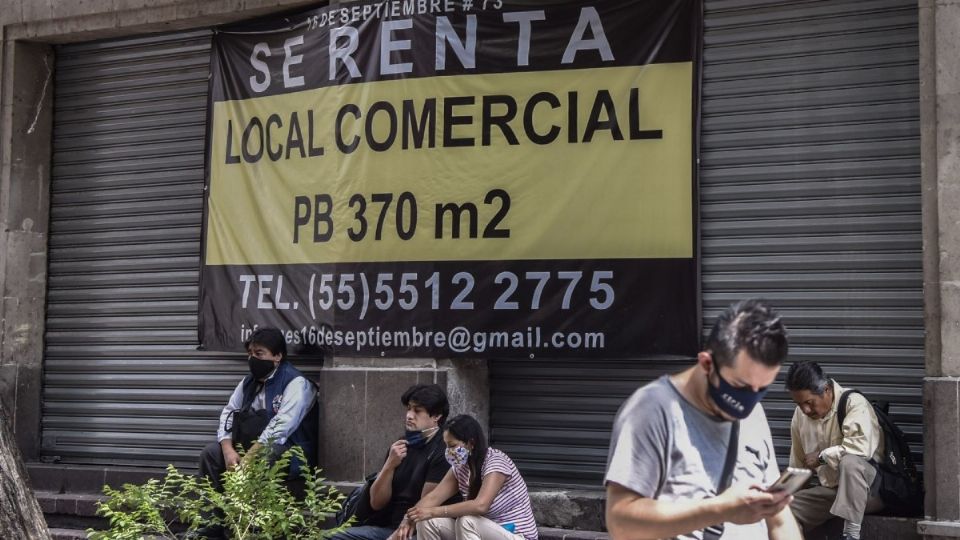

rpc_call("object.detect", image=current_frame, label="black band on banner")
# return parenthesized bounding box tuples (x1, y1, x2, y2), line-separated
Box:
(211, 0, 699, 101)
(199, 259, 698, 357)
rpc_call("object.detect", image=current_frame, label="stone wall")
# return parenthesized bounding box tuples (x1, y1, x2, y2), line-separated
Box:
(319, 358, 488, 482)
(919, 0, 960, 536)
(0, 38, 54, 461)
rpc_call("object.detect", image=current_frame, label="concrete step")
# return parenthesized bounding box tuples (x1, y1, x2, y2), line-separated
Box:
(539, 526, 609, 540)
(808, 515, 921, 540)
(36, 490, 106, 517)
(28, 462, 163, 495)
(29, 464, 920, 540)
(48, 528, 90, 540)
(37, 491, 109, 534)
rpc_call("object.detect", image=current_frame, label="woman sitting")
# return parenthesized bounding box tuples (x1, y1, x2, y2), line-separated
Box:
(404, 414, 538, 540)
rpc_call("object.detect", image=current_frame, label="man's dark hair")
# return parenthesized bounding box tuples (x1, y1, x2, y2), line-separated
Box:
(244, 327, 287, 358)
(704, 299, 788, 368)
(401, 384, 450, 426)
(784, 361, 831, 395)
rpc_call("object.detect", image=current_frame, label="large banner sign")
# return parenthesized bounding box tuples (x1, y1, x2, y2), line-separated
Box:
(199, 0, 701, 357)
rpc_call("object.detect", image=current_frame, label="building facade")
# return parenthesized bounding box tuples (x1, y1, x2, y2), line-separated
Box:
(0, 0, 958, 537)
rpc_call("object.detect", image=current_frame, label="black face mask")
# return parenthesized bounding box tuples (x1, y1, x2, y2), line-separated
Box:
(707, 364, 768, 420)
(404, 426, 439, 448)
(248, 356, 276, 380)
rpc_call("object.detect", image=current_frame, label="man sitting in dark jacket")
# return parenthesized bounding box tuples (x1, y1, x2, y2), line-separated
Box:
(193, 326, 319, 539)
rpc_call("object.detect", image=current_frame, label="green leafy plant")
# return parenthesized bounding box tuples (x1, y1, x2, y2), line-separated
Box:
(88, 445, 351, 540)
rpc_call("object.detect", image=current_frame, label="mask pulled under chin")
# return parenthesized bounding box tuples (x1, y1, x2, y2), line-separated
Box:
(404, 426, 438, 448)
(248, 357, 276, 380)
(708, 366, 768, 420)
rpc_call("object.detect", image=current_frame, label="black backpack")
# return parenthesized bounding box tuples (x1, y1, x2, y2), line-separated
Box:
(837, 389, 923, 517)
(335, 472, 386, 527)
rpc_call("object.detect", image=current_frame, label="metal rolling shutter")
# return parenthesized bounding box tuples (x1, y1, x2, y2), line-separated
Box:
(491, 0, 922, 486)
(489, 357, 693, 486)
(700, 0, 923, 464)
(42, 30, 320, 468)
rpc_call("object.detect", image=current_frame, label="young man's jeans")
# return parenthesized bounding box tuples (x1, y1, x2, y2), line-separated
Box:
(330, 525, 395, 540)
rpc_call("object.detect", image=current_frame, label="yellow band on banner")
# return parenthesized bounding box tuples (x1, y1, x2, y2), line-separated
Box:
(205, 63, 692, 265)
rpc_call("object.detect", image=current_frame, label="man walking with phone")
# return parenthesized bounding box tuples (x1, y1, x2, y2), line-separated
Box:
(604, 299, 802, 540)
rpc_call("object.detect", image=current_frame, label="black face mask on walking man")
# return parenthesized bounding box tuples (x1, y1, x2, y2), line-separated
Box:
(248, 356, 275, 380)
(708, 365, 768, 419)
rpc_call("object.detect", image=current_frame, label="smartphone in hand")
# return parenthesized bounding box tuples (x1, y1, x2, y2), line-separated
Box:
(767, 467, 812, 494)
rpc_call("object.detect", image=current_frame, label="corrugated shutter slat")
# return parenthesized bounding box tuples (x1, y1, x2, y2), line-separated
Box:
(700, 0, 923, 467)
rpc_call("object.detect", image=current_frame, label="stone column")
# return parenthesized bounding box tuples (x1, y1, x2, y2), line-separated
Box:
(318, 357, 488, 482)
(0, 39, 54, 462)
(919, 0, 960, 537)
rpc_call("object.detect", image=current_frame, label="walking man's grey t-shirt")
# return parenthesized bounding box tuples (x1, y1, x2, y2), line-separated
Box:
(605, 375, 781, 540)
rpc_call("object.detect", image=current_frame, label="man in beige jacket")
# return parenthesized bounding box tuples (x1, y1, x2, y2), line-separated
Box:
(785, 361, 884, 540)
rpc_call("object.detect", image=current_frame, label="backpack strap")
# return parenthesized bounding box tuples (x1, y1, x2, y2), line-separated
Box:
(837, 388, 889, 469)
(703, 421, 740, 540)
(836, 388, 861, 427)
(718, 420, 740, 492)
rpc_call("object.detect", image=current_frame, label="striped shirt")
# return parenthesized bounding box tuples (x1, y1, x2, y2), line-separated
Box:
(454, 447, 538, 540)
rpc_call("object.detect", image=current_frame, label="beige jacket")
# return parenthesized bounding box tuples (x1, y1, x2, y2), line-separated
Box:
(788, 380, 884, 488)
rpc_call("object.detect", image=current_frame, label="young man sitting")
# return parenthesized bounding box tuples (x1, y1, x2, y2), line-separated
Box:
(334, 384, 460, 540)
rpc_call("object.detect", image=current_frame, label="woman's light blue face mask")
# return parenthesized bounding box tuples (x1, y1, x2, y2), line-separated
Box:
(707, 364, 768, 420)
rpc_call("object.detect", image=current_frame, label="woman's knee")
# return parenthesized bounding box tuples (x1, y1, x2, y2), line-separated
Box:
(417, 517, 446, 537)
(455, 515, 482, 531)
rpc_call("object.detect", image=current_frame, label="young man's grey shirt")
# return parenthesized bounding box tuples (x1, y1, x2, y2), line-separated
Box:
(605, 375, 781, 540)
